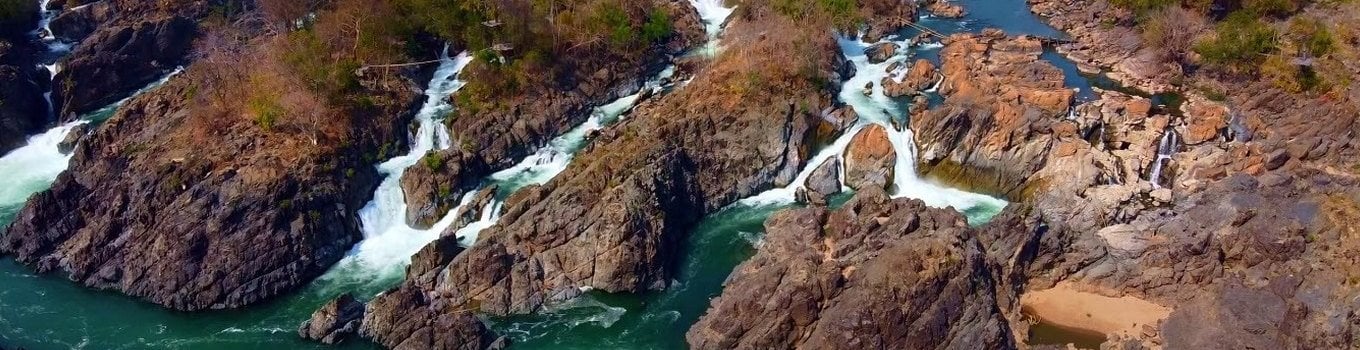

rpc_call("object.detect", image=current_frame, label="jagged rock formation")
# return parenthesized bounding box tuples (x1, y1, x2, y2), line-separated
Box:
(47, 0, 215, 120)
(299, 293, 366, 344)
(0, 60, 425, 311)
(356, 8, 854, 347)
(904, 11, 1360, 347)
(687, 188, 1015, 349)
(397, 0, 706, 227)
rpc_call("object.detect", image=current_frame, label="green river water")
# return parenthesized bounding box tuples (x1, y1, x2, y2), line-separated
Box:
(0, 0, 1104, 348)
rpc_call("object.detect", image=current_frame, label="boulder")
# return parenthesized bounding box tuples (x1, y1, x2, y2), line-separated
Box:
(687, 188, 1012, 349)
(804, 157, 842, 198)
(882, 59, 938, 97)
(864, 42, 898, 64)
(926, 0, 966, 18)
(299, 293, 366, 345)
(1180, 99, 1228, 146)
(843, 124, 896, 191)
(400, 149, 487, 229)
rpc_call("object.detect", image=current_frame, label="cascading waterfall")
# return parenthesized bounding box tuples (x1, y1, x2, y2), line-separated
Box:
(447, 66, 677, 243)
(1149, 128, 1178, 189)
(342, 50, 473, 272)
(0, 67, 183, 222)
(742, 34, 1006, 224)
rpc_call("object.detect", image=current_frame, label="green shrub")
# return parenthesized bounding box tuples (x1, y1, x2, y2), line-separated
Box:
(248, 94, 283, 131)
(1109, 0, 1179, 13)
(641, 9, 672, 43)
(1193, 11, 1277, 71)
(422, 151, 444, 170)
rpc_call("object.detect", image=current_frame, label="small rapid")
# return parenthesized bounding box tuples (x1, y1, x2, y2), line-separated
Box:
(688, 0, 735, 57)
(1149, 128, 1178, 189)
(741, 34, 1006, 224)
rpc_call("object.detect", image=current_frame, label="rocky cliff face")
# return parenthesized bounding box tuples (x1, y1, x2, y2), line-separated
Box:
(356, 9, 849, 347)
(0, 23, 48, 154)
(0, 61, 424, 311)
(398, 0, 706, 228)
(47, 0, 216, 120)
(687, 188, 1015, 349)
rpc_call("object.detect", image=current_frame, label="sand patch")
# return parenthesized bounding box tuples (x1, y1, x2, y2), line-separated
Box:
(1021, 283, 1172, 340)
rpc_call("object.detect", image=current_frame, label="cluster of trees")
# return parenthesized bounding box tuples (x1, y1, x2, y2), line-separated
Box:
(1112, 0, 1352, 94)
(393, 0, 678, 117)
(187, 0, 685, 144)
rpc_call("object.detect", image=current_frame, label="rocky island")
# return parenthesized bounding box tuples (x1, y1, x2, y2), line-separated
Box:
(0, 0, 1356, 349)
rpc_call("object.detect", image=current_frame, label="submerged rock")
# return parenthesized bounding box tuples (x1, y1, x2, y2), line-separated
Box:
(844, 124, 895, 191)
(299, 293, 366, 345)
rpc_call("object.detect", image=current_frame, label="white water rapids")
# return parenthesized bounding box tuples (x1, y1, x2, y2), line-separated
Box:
(688, 0, 735, 57)
(343, 50, 474, 272)
(0, 68, 183, 218)
(336, 53, 676, 283)
(741, 35, 1006, 221)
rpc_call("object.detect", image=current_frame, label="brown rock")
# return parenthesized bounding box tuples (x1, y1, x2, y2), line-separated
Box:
(1181, 99, 1228, 145)
(843, 124, 896, 191)
(864, 42, 899, 64)
(883, 59, 938, 97)
(299, 293, 366, 345)
(687, 189, 1011, 349)
(926, 0, 966, 18)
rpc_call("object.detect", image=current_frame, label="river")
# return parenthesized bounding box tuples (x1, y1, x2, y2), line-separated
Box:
(0, 0, 1109, 348)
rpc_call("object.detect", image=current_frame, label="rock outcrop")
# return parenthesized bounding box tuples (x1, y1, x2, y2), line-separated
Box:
(0, 59, 425, 311)
(882, 59, 937, 97)
(397, 0, 705, 227)
(687, 188, 1015, 349)
(843, 124, 895, 190)
(355, 10, 847, 347)
(299, 293, 366, 345)
(52, 16, 195, 120)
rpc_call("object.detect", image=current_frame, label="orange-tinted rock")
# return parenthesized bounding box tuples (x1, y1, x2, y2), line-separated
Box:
(844, 125, 897, 190)
(1182, 100, 1228, 145)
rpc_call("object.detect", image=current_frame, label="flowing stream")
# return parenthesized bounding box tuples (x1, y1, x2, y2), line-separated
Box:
(0, 0, 1133, 348)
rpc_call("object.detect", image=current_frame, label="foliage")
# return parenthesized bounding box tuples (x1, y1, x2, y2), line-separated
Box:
(1193, 11, 1277, 71)
(422, 151, 445, 170)
(1285, 16, 1335, 57)
(1109, 0, 1180, 13)
(771, 0, 860, 29)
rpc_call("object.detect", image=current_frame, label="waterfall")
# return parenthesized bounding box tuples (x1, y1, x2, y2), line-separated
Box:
(688, 0, 735, 57)
(0, 68, 183, 217)
(346, 50, 473, 271)
(34, 0, 72, 53)
(743, 35, 1006, 221)
(1149, 128, 1178, 189)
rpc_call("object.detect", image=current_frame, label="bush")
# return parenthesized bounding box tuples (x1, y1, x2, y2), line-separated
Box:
(1285, 16, 1335, 57)
(1193, 11, 1276, 71)
(422, 152, 445, 169)
(1141, 6, 1208, 63)
(1109, 0, 1180, 13)
(641, 9, 672, 43)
